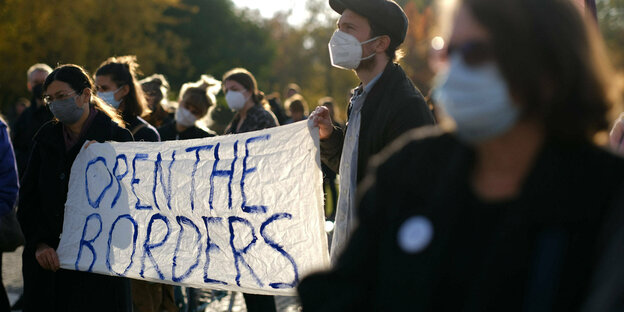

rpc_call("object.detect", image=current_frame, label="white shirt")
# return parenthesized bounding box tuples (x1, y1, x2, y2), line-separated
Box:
(330, 73, 382, 263)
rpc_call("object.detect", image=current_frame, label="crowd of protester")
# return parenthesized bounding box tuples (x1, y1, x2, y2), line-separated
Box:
(1, 0, 623, 311)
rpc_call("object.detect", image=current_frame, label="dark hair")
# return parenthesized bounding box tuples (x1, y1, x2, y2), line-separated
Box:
(318, 96, 335, 108)
(370, 21, 402, 61)
(457, 0, 619, 143)
(95, 55, 149, 118)
(140, 74, 169, 104)
(43, 64, 124, 125)
(285, 94, 308, 115)
(286, 83, 301, 95)
(222, 68, 267, 106)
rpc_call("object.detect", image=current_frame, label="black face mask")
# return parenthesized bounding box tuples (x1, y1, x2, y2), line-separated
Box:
(32, 83, 44, 102)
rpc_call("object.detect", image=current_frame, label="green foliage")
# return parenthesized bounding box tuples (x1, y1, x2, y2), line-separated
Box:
(598, 0, 624, 70)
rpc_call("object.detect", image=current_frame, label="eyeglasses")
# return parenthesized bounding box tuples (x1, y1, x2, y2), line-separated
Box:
(43, 90, 77, 105)
(443, 40, 494, 66)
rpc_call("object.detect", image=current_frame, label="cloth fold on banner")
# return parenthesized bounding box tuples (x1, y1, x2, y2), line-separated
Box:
(56, 120, 329, 296)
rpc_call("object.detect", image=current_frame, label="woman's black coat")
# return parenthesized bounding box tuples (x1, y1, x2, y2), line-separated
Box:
(17, 110, 133, 312)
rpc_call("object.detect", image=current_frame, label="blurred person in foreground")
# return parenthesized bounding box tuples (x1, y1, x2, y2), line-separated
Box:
(222, 67, 279, 312)
(0, 115, 19, 312)
(17, 64, 133, 312)
(309, 0, 436, 263)
(299, 0, 624, 310)
(141, 74, 174, 128)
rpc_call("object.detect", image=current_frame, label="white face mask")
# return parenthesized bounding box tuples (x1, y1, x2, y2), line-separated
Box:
(328, 30, 380, 70)
(433, 53, 520, 144)
(175, 105, 198, 127)
(98, 87, 122, 109)
(225, 90, 248, 111)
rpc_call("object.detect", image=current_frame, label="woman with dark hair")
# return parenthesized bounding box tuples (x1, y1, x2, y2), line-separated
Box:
(141, 74, 174, 128)
(158, 75, 219, 141)
(95, 55, 160, 142)
(16, 64, 132, 312)
(298, 0, 624, 310)
(222, 68, 279, 312)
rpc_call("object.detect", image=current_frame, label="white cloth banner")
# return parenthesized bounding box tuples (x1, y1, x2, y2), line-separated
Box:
(57, 121, 329, 295)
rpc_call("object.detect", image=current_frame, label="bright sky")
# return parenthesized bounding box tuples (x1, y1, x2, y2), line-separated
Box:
(231, 0, 312, 25)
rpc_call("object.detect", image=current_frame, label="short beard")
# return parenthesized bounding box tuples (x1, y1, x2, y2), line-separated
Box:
(356, 53, 376, 72)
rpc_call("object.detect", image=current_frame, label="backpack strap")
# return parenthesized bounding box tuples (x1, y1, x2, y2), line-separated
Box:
(131, 123, 147, 136)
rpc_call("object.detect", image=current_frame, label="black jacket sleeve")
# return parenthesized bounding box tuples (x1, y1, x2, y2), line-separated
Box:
(319, 125, 344, 174)
(134, 126, 160, 142)
(114, 126, 134, 143)
(16, 139, 47, 247)
(383, 92, 435, 146)
(298, 184, 382, 311)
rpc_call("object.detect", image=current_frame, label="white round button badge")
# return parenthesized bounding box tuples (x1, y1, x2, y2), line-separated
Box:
(397, 216, 434, 254)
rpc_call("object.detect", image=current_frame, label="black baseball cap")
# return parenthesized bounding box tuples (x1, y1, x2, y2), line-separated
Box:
(329, 0, 408, 48)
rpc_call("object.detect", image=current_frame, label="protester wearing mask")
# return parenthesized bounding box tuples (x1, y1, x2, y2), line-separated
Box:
(0, 116, 18, 312)
(17, 64, 133, 312)
(299, 0, 624, 310)
(141, 74, 174, 128)
(12, 63, 54, 178)
(309, 0, 435, 263)
(158, 75, 219, 141)
(96, 56, 172, 312)
(222, 68, 279, 135)
(222, 67, 279, 312)
(95, 55, 160, 142)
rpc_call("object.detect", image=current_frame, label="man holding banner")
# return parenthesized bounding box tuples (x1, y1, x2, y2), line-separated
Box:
(310, 0, 436, 262)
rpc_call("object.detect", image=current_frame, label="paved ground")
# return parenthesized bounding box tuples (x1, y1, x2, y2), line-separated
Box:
(2, 246, 301, 312)
(2, 247, 22, 308)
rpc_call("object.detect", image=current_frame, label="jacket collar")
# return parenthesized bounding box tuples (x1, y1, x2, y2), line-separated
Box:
(35, 109, 116, 151)
(359, 61, 403, 116)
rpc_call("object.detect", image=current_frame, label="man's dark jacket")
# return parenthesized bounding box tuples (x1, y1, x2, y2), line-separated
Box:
(320, 61, 435, 185)
(11, 102, 53, 177)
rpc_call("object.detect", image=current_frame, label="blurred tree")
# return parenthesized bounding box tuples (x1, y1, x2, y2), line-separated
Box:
(598, 0, 624, 71)
(0, 0, 186, 113)
(400, 0, 436, 96)
(162, 0, 276, 92)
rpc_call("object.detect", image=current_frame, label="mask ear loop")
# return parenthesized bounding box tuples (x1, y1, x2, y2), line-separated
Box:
(76, 89, 89, 109)
(360, 36, 381, 61)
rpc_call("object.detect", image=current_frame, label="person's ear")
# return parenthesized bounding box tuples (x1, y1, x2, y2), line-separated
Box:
(375, 35, 391, 54)
(27, 81, 33, 92)
(118, 84, 130, 99)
